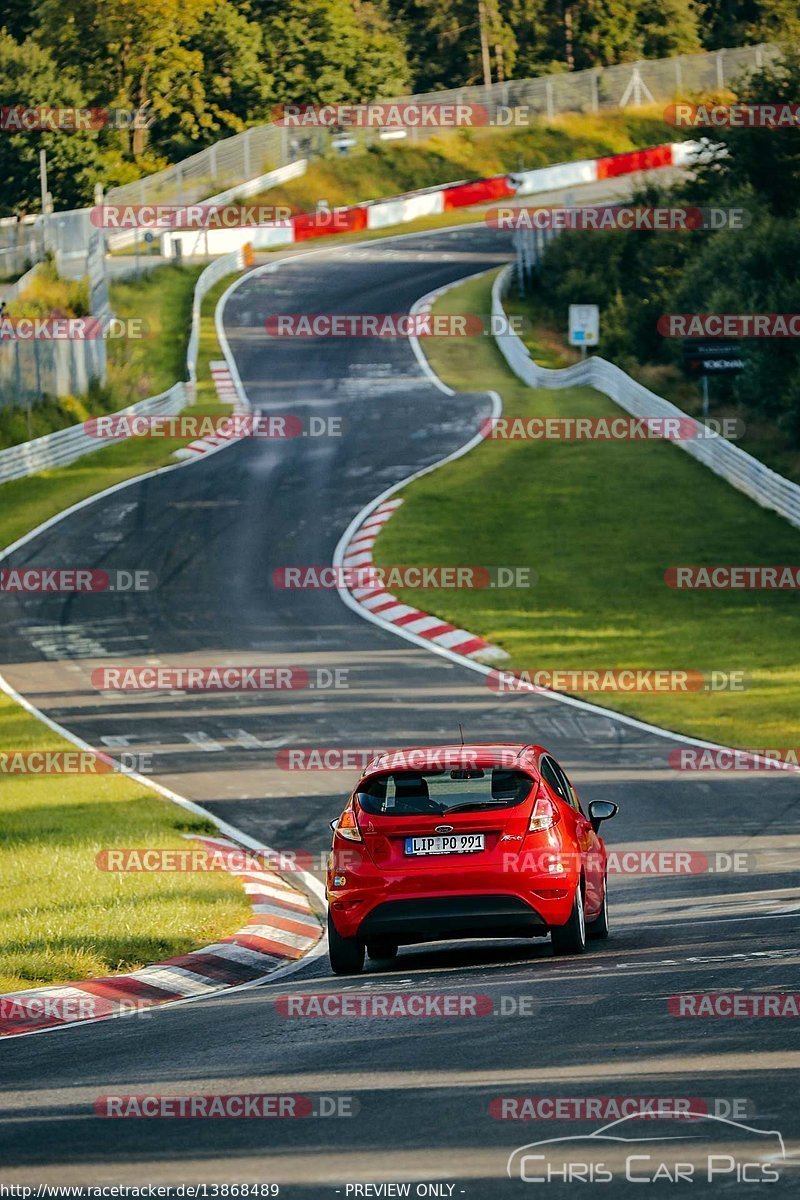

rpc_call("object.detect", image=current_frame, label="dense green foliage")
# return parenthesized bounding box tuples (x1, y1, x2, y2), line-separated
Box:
(0, 0, 793, 212)
(532, 53, 800, 448)
(376, 271, 800, 749)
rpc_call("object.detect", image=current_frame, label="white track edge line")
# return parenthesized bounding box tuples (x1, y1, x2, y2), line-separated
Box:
(216, 243, 790, 760)
(319, 274, 791, 763)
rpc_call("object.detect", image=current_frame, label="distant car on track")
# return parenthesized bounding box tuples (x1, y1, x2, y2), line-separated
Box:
(326, 742, 618, 974)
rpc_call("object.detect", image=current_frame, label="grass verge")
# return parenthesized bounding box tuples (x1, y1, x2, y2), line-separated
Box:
(244, 108, 673, 213)
(0, 266, 251, 994)
(373, 270, 800, 749)
(0, 698, 250, 994)
(508, 290, 800, 486)
(0, 267, 235, 550)
(0, 264, 205, 451)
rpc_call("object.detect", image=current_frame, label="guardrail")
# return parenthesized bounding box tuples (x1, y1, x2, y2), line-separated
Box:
(187, 247, 248, 385)
(491, 265, 800, 533)
(0, 381, 186, 486)
(0, 40, 778, 281)
(165, 140, 694, 259)
(99, 40, 777, 213)
(0, 247, 247, 486)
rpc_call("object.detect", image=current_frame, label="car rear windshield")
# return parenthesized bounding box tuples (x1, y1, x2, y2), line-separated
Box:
(356, 768, 534, 816)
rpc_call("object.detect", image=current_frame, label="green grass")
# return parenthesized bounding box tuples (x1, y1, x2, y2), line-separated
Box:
(107, 263, 204, 403)
(0, 267, 250, 993)
(0, 690, 251, 993)
(0, 264, 205, 452)
(243, 108, 673, 214)
(0, 268, 236, 550)
(508, 290, 800, 487)
(373, 271, 800, 749)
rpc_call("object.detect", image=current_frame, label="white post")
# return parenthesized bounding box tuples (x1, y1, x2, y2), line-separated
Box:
(39, 149, 49, 249)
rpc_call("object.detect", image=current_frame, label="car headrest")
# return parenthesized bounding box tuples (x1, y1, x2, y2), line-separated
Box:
(491, 769, 521, 801)
(393, 776, 430, 801)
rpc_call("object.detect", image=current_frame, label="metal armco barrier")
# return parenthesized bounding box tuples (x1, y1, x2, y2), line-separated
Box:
(0, 248, 246, 487)
(0, 381, 186, 487)
(491, 265, 800, 533)
(186, 248, 248, 385)
(2, 41, 779, 279)
(165, 141, 695, 260)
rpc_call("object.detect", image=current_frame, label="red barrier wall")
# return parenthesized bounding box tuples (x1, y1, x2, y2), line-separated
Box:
(292, 205, 369, 241)
(443, 176, 515, 209)
(596, 144, 674, 180)
(288, 145, 677, 243)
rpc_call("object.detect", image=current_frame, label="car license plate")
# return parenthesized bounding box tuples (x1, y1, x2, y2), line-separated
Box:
(404, 834, 485, 856)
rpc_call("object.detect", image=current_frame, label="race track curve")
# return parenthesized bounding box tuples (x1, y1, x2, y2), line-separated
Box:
(1, 225, 798, 1196)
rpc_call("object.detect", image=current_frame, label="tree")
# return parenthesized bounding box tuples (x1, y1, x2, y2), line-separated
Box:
(635, 0, 703, 60)
(388, 0, 519, 91)
(34, 0, 211, 159)
(255, 0, 410, 104)
(701, 0, 800, 50)
(504, 0, 568, 78)
(0, 31, 106, 212)
(187, 0, 274, 140)
(702, 49, 800, 219)
(0, 1, 39, 42)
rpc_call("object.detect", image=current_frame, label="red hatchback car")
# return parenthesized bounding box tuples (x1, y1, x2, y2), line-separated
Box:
(326, 743, 618, 974)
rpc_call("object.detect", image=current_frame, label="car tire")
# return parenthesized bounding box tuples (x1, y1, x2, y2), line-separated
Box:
(587, 877, 609, 940)
(328, 912, 365, 975)
(366, 940, 398, 963)
(550, 885, 587, 955)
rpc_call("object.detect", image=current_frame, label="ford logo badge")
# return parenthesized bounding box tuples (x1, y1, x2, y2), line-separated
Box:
(435, 824, 454, 833)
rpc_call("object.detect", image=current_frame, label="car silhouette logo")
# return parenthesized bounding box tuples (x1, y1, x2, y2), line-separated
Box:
(507, 1111, 786, 1182)
(435, 824, 454, 833)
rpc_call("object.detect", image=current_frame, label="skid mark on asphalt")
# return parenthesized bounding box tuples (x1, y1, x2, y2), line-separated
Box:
(23, 625, 110, 659)
(305, 943, 800, 992)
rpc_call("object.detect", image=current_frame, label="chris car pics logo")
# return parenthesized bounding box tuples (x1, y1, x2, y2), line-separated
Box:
(507, 1112, 785, 1184)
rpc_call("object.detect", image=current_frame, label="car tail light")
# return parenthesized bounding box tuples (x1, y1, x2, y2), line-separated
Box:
(333, 803, 362, 843)
(528, 796, 559, 833)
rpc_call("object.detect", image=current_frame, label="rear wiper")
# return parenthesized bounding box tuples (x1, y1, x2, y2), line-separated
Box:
(445, 801, 509, 813)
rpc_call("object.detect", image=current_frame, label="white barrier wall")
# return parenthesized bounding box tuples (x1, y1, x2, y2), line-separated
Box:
(163, 222, 294, 258)
(105, 159, 307, 256)
(491, 265, 800, 533)
(186, 247, 247, 385)
(0, 248, 246, 486)
(507, 159, 599, 195)
(367, 191, 445, 229)
(507, 142, 704, 196)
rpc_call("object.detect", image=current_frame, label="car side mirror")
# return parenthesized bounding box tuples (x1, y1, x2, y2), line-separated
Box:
(329, 819, 338, 833)
(588, 800, 619, 833)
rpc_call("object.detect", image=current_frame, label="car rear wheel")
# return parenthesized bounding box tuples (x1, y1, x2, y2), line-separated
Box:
(550, 886, 587, 955)
(587, 877, 609, 939)
(328, 912, 365, 975)
(366, 939, 398, 963)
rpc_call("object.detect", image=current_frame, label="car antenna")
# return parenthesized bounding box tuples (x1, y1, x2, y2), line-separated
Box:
(458, 723, 465, 746)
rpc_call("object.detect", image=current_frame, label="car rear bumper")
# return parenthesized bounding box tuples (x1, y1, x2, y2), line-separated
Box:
(355, 894, 548, 944)
(326, 838, 583, 940)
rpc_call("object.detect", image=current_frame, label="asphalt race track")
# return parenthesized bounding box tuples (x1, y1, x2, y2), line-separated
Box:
(1, 226, 799, 1195)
